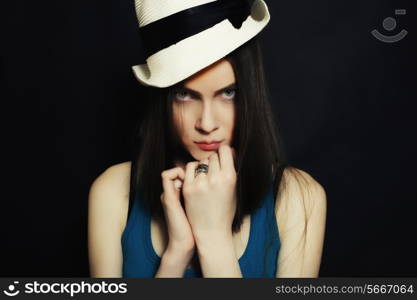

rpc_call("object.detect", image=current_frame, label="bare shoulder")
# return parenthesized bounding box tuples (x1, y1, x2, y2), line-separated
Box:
(88, 161, 132, 277)
(274, 167, 327, 277)
(90, 162, 131, 196)
(275, 167, 327, 225)
(90, 162, 131, 202)
(88, 161, 132, 231)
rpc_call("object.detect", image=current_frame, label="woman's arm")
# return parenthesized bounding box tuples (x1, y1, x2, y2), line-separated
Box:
(179, 147, 243, 277)
(155, 250, 194, 277)
(275, 168, 327, 278)
(88, 162, 194, 278)
(194, 232, 243, 277)
(88, 163, 129, 277)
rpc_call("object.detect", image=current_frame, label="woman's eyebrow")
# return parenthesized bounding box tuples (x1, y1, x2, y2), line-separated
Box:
(180, 83, 236, 98)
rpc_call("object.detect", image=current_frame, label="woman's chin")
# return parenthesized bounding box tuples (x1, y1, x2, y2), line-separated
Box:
(191, 150, 215, 161)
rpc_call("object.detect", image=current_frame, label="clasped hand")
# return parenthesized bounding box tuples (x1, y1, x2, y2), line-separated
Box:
(182, 144, 237, 238)
(160, 144, 237, 255)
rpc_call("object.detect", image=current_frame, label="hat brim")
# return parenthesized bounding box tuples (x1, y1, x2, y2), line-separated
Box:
(132, 0, 270, 88)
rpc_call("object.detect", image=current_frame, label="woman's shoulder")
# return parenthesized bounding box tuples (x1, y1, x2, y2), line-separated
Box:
(90, 161, 132, 196)
(275, 167, 326, 221)
(88, 161, 132, 231)
(274, 167, 327, 277)
(281, 167, 325, 192)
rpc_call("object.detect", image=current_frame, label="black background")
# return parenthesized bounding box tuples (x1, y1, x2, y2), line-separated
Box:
(1, 0, 415, 277)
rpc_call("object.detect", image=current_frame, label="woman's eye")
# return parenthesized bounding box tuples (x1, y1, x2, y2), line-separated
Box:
(175, 90, 191, 101)
(222, 89, 236, 99)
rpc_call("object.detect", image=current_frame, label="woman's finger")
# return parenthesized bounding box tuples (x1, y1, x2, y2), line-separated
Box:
(218, 144, 235, 171)
(199, 158, 209, 169)
(231, 147, 237, 164)
(161, 167, 185, 202)
(184, 161, 199, 185)
(174, 178, 183, 190)
(194, 158, 209, 181)
(208, 152, 220, 174)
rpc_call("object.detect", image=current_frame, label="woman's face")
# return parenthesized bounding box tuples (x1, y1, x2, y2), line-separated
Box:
(172, 59, 236, 161)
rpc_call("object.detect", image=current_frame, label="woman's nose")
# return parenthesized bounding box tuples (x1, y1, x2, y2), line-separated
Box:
(196, 102, 217, 133)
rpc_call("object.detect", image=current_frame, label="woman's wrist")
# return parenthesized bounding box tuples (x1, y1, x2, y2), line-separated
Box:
(155, 249, 194, 278)
(194, 229, 233, 248)
(194, 232, 242, 277)
(194, 230, 233, 253)
(163, 246, 194, 265)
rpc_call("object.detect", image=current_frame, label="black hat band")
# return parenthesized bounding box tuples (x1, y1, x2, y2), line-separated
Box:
(139, 0, 252, 59)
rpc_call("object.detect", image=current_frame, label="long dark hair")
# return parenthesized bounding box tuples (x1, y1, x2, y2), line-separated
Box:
(128, 37, 290, 234)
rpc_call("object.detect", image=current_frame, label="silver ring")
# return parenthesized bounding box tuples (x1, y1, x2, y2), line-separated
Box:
(194, 163, 209, 177)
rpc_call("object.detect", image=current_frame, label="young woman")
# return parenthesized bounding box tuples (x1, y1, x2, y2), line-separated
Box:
(88, 0, 326, 278)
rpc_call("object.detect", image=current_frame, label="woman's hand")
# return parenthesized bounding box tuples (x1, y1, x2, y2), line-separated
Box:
(160, 165, 195, 258)
(182, 145, 237, 240)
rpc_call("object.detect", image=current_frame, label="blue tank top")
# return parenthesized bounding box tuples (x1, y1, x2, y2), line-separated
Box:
(121, 186, 281, 277)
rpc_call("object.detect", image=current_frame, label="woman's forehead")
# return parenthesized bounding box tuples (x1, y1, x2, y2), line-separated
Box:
(182, 59, 236, 92)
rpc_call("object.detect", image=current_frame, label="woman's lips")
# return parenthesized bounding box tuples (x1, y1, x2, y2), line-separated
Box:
(195, 142, 221, 151)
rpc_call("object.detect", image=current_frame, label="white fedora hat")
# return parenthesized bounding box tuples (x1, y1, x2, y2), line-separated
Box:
(132, 0, 270, 88)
